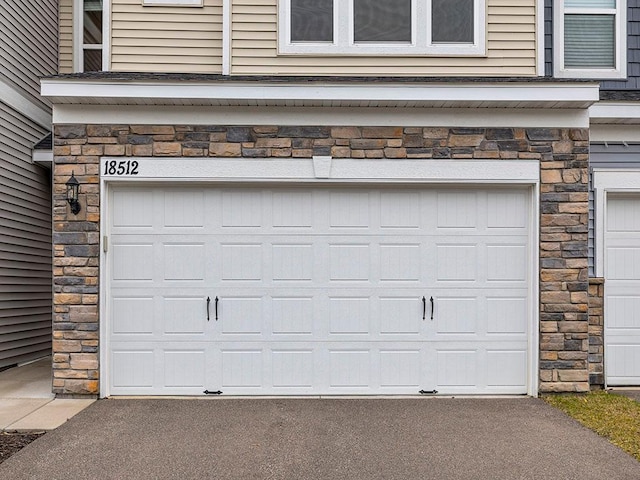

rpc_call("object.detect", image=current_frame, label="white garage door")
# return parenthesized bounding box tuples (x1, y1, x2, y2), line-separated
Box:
(107, 185, 531, 395)
(605, 194, 640, 385)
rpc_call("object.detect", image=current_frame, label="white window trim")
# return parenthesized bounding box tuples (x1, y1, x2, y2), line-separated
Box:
(73, 0, 106, 72)
(142, 0, 203, 6)
(554, 0, 626, 79)
(278, 0, 486, 56)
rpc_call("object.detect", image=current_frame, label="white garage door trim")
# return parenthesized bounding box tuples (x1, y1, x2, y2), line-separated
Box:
(593, 169, 640, 386)
(99, 157, 540, 397)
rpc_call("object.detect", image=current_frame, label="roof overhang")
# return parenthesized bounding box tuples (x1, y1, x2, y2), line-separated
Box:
(590, 102, 640, 124)
(41, 77, 600, 110)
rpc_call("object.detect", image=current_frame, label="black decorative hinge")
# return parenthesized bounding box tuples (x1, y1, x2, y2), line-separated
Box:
(203, 390, 223, 395)
(419, 390, 438, 395)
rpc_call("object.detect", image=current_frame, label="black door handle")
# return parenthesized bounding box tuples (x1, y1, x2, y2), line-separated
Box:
(422, 296, 426, 320)
(215, 296, 219, 321)
(206, 296, 210, 321)
(430, 296, 434, 320)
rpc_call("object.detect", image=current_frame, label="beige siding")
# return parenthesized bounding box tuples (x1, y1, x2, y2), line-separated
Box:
(59, 0, 73, 74)
(0, 101, 52, 369)
(231, 0, 537, 76)
(111, 0, 223, 73)
(0, 0, 57, 106)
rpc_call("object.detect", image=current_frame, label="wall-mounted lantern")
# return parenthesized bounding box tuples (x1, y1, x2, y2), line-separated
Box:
(66, 171, 81, 215)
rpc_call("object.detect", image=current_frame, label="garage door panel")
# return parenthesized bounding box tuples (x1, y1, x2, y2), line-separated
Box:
(486, 244, 528, 282)
(271, 297, 315, 335)
(379, 244, 421, 282)
(487, 190, 529, 229)
(607, 196, 640, 232)
(111, 296, 155, 335)
(486, 296, 528, 334)
(163, 243, 206, 281)
(607, 247, 640, 280)
(112, 188, 155, 229)
(380, 191, 421, 229)
(435, 244, 477, 282)
(379, 297, 423, 335)
(606, 342, 640, 385)
(163, 189, 205, 228)
(221, 190, 265, 228)
(434, 297, 477, 334)
(112, 243, 154, 281)
(437, 191, 478, 229)
(219, 297, 263, 335)
(487, 350, 527, 388)
(163, 297, 208, 335)
(329, 191, 370, 228)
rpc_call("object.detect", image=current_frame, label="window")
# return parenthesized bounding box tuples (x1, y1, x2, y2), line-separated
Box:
(554, 0, 626, 79)
(75, 0, 103, 72)
(280, 0, 486, 55)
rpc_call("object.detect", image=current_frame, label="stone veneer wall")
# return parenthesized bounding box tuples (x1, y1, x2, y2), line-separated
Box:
(588, 278, 605, 388)
(52, 125, 589, 395)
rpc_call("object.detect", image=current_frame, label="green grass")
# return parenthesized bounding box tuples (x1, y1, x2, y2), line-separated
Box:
(543, 391, 640, 461)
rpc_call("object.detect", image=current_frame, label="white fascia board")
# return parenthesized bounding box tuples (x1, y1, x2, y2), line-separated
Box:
(590, 125, 640, 142)
(0, 79, 52, 128)
(101, 157, 540, 184)
(41, 79, 600, 106)
(590, 102, 640, 124)
(53, 104, 591, 128)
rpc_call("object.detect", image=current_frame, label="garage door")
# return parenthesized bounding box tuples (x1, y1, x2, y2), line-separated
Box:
(107, 185, 531, 395)
(605, 194, 640, 385)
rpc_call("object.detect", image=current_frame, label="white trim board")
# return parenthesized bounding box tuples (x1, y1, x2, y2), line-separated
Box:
(41, 80, 599, 108)
(0, 80, 51, 128)
(590, 125, 640, 143)
(100, 157, 540, 183)
(590, 103, 640, 124)
(98, 158, 541, 397)
(53, 104, 591, 128)
(536, 0, 545, 76)
(592, 169, 640, 277)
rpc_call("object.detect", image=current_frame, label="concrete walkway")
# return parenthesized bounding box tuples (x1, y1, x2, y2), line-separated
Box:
(0, 358, 94, 431)
(1, 397, 639, 479)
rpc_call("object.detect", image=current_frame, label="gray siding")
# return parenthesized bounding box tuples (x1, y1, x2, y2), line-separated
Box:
(0, 101, 52, 369)
(545, 0, 552, 77)
(589, 144, 640, 277)
(547, 0, 640, 87)
(0, 0, 58, 109)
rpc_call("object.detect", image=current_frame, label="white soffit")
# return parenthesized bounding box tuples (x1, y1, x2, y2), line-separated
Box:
(41, 79, 599, 109)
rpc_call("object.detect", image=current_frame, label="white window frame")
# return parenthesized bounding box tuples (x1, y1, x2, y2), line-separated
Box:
(73, 0, 106, 72)
(142, 0, 203, 6)
(554, 0, 626, 79)
(278, 0, 486, 56)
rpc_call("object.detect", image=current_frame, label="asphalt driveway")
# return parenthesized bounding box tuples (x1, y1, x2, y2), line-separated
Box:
(1, 397, 639, 479)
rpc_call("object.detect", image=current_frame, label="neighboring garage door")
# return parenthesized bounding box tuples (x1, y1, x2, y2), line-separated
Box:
(605, 194, 640, 385)
(107, 185, 532, 395)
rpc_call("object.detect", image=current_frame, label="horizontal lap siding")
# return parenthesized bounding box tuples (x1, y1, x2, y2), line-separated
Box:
(231, 0, 537, 76)
(0, 0, 57, 106)
(111, 0, 223, 73)
(59, 0, 73, 74)
(0, 102, 52, 369)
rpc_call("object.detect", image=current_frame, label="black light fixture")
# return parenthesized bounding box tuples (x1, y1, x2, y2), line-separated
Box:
(66, 171, 81, 215)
